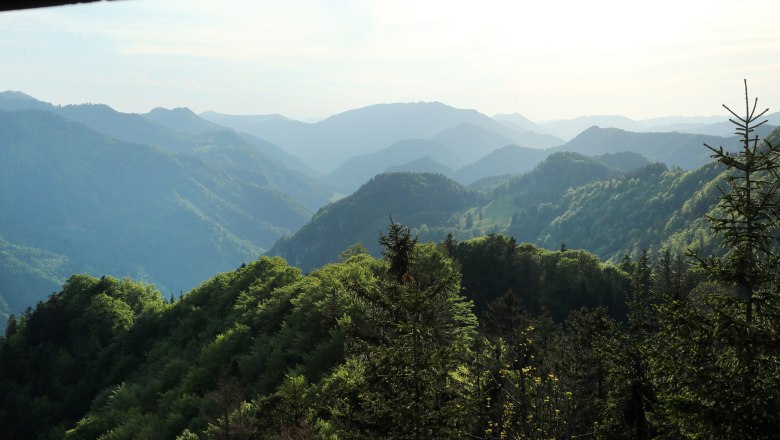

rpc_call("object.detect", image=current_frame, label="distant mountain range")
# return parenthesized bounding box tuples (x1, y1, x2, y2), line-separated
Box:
(322, 123, 762, 194)
(0, 91, 332, 210)
(495, 111, 780, 141)
(201, 102, 565, 173)
(3, 89, 777, 325)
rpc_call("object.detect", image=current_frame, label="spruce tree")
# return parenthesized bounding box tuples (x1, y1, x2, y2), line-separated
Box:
(651, 81, 780, 437)
(697, 79, 780, 335)
(328, 222, 478, 439)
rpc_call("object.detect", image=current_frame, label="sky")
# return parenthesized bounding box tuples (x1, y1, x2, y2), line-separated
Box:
(2, 0, 780, 122)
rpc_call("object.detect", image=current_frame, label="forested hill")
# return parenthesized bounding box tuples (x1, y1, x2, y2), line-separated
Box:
(0, 110, 311, 311)
(0, 236, 633, 438)
(270, 149, 728, 271)
(269, 172, 478, 270)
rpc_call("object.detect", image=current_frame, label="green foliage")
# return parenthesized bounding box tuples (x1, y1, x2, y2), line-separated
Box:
(321, 229, 478, 439)
(0, 255, 387, 439)
(592, 151, 652, 172)
(650, 83, 780, 438)
(337, 243, 370, 263)
(0, 275, 165, 440)
(450, 234, 631, 321)
(530, 162, 722, 260)
(650, 283, 780, 437)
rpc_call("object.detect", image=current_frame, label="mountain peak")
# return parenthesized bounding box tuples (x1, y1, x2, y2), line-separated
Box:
(0, 90, 39, 101)
(144, 106, 225, 135)
(0, 91, 53, 111)
(148, 106, 197, 116)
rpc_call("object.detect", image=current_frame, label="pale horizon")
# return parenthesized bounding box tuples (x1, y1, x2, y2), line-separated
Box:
(2, 0, 780, 122)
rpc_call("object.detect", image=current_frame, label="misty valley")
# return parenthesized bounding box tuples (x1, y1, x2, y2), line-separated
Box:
(2, 87, 780, 439)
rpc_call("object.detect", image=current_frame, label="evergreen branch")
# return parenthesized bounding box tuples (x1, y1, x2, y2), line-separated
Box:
(723, 104, 746, 123)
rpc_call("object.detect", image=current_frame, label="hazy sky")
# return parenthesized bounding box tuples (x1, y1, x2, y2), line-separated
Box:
(2, 0, 780, 121)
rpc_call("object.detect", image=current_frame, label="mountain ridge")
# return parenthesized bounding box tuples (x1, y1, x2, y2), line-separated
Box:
(0, 109, 312, 311)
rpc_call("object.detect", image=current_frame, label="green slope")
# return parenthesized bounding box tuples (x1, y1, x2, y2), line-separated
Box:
(0, 110, 311, 308)
(57, 104, 332, 209)
(0, 237, 74, 313)
(270, 141, 746, 269)
(269, 172, 478, 270)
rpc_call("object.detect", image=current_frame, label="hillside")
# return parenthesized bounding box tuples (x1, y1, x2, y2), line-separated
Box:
(0, 94, 327, 208)
(56, 103, 196, 152)
(0, 110, 311, 311)
(468, 153, 724, 261)
(2, 115, 778, 440)
(592, 151, 651, 171)
(269, 172, 478, 270)
(0, 91, 54, 111)
(466, 151, 650, 193)
(151, 127, 331, 210)
(271, 147, 736, 271)
(0, 234, 634, 438)
(0, 237, 74, 314)
(270, 152, 627, 270)
(146, 107, 318, 177)
(491, 151, 621, 207)
(517, 162, 722, 258)
(493, 112, 545, 132)
(198, 111, 292, 133)
(56, 104, 329, 205)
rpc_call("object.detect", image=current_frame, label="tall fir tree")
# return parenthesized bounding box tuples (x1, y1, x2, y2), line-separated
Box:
(651, 81, 780, 437)
(323, 222, 478, 439)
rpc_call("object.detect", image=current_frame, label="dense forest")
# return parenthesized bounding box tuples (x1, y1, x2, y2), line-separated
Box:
(2, 86, 780, 438)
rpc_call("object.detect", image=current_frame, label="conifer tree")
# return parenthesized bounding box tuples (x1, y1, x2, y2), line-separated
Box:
(327, 222, 477, 439)
(4, 314, 16, 338)
(602, 251, 656, 439)
(697, 79, 780, 335)
(651, 81, 780, 437)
